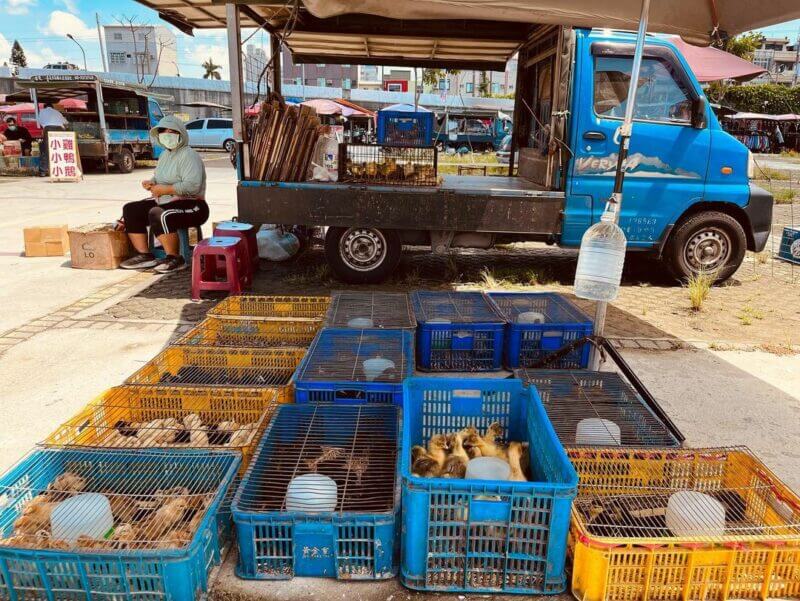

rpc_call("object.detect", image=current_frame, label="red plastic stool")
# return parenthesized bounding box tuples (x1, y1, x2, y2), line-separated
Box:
(191, 236, 251, 300)
(214, 220, 259, 272)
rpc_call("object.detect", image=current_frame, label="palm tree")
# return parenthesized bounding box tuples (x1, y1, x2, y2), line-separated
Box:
(202, 59, 222, 80)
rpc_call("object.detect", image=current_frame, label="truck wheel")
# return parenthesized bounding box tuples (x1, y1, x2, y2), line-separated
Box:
(664, 211, 746, 283)
(115, 149, 135, 174)
(325, 227, 401, 284)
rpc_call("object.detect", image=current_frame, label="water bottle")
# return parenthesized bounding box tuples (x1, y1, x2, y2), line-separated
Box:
(574, 209, 627, 301)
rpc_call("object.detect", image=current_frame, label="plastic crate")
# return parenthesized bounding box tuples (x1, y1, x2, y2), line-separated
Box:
(293, 328, 414, 405)
(208, 295, 330, 320)
(516, 369, 681, 447)
(0, 448, 239, 601)
(488, 292, 593, 369)
(569, 447, 800, 601)
(43, 385, 279, 473)
(125, 346, 306, 403)
(177, 316, 321, 348)
(777, 227, 800, 265)
(325, 291, 417, 329)
(411, 291, 505, 371)
(377, 110, 434, 147)
(400, 377, 578, 594)
(233, 404, 400, 580)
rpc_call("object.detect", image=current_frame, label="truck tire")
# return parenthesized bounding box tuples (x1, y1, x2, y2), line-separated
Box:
(663, 211, 746, 283)
(325, 227, 401, 284)
(115, 148, 135, 174)
(223, 139, 236, 153)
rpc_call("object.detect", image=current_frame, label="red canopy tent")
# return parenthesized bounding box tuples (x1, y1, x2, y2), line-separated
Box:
(668, 37, 766, 82)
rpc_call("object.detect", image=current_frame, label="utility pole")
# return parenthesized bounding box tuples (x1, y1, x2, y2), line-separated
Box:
(96, 13, 107, 72)
(792, 28, 799, 87)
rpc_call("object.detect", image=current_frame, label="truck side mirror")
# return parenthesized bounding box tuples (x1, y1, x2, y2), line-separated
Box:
(691, 96, 707, 129)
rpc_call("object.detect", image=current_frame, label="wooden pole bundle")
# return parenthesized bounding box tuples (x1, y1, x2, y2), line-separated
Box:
(248, 94, 324, 182)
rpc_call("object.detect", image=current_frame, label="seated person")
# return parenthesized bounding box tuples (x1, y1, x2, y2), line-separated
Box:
(0, 116, 33, 155)
(119, 115, 209, 273)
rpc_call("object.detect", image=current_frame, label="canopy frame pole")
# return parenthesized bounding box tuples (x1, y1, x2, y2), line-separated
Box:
(590, 0, 650, 370)
(226, 3, 248, 179)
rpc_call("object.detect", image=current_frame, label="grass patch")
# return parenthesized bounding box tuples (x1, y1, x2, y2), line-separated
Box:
(756, 166, 791, 181)
(686, 270, 713, 311)
(773, 188, 797, 204)
(780, 149, 800, 159)
(737, 304, 765, 326)
(283, 263, 332, 286)
(477, 266, 553, 289)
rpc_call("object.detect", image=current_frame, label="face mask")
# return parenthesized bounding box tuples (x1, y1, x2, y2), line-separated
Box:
(7, 125, 16, 131)
(159, 132, 180, 150)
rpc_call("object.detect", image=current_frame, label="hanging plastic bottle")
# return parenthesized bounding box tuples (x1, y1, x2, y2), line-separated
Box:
(574, 208, 627, 301)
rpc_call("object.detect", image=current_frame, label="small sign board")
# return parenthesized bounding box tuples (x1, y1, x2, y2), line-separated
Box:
(48, 130, 82, 182)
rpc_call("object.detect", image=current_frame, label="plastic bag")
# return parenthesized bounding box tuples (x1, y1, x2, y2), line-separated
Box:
(256, 224, 300, 261)
(308, 128, 338, 181)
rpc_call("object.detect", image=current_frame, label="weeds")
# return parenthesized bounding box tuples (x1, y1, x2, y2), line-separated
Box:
(751, 250, 770, 264)
(737, 304, 765, 325)
(773, 188, 797, 204)
(686, 270, 713, 311)
(477, 266, 553, 289)
(756, 166, 790, 181)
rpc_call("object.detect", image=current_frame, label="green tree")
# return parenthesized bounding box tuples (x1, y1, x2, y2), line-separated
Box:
(477, 71, 489, 96)
(10, 40, 27, 68)
(714, 32, 762, 61)
(202, 58, 222, 80)
(421, 68, 461, 91)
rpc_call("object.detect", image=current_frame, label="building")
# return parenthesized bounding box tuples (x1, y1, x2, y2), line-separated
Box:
(752, 36, 800, 84)
(245, 44, 269, 85)
(103, 25, 178, 79)
(443, 56, 518, 97)
(43, 62, 80, 71)
(281, 47, 359, 89)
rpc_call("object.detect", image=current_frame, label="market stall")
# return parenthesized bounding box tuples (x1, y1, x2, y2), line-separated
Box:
(723, 112, 800, 153)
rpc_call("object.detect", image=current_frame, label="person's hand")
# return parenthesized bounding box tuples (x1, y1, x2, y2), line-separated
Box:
(141, 180, 153, 191)
(150, 184, 168, 197)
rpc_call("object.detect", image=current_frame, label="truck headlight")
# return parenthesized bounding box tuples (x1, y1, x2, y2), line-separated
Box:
(747, 151, 755, 179)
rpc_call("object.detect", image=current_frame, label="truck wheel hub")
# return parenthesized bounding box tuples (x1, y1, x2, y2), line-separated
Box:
(340, 229, 385, 271)
(685, 228, 729, 271)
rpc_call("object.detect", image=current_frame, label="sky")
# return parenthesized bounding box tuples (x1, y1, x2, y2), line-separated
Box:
(0, 0, 798, 81)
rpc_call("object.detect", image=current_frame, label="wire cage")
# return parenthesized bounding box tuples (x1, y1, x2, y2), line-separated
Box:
(778, 226, 800, 265)
(207, 295, 331, 321)
(293, 328, 414, 405)
(125, 346, 306, 403)
(339, 144, 438, 186)
(569, 447, 800, 601)
(400, 377, 578, 595)
(177, 316, 322, 348)
(410, 291, 506, 371)
(43, 385, 279, 471)
(324, 291, 417, 329)
(233, 404, 400, 580)
(376, 110, 434, 147)
(488, 292, 594, 369)
(516, 369, 681, 447)
(0, 447, 239, 601)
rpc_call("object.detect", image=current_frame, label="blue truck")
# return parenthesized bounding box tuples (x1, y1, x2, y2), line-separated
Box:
(14, 75, 167, 173)
(233, 26, 771, 285)
(432, 111, 512, 152)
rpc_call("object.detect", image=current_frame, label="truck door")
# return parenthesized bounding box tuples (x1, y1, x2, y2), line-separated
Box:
(570, 41, 711, 248)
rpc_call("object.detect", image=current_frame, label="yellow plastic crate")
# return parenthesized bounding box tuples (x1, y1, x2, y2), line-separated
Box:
(569, 447, 800, 601)
(177, 316, 321, 348)
(125, 346, 306, 403)
(43, 385, 278, 472)
(207, 295, 330, 321)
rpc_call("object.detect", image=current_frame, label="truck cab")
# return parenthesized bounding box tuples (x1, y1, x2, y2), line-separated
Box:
(233, 26, 771, 284)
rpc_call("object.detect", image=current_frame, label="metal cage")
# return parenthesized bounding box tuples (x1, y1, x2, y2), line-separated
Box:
(339, 144, 437, 186)
(324, 291, 416, 329)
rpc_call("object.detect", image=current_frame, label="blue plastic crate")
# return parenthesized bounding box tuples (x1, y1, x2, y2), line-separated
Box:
(0, 448, 240, 601)
(487, 292, 594, 369)
(777, 227, 800, 265)
(233, 404, 400, 580)
(377, 109, 434, 147)
(293, 328, 414, 405)
(411, 291, 505, 371)
(400, 377, 577, 595)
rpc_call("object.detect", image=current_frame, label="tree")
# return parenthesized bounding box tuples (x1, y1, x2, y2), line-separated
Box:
(10, 40, 27, 68)
(421, 68, 461, 91)
(714, 32, 762, 61)
(477, 71, 490, 96)
(202, 59, 222, 80)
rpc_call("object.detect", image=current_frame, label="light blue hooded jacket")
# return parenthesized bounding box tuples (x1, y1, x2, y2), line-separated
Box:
(148, 115, 206, 205)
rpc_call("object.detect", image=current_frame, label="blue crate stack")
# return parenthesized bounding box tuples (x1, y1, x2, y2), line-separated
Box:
(399, 377, 578, 594)
(411, 291, 505, 371)
(233, 404, 401, 580)
(293, 328, 414, 405)
(487, 292, 594, 368)
(0, 448, 240, 601)
(777, 226, 800, 265)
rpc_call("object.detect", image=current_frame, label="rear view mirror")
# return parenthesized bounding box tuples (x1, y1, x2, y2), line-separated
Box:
(692, 96, 707, 129)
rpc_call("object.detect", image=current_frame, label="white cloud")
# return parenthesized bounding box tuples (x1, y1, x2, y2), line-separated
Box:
(0, 33, 11, 59)
(41, 10, 95, 39)
(5, 0, 36, 15)
(55, 0, 78, 14)
(185, 42, 228, 79)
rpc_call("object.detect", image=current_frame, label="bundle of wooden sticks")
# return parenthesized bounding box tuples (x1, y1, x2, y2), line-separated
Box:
(248, 93, 324, 182)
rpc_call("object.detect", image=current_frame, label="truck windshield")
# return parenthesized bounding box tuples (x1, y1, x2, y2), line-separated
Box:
(594, 56, 693, 124)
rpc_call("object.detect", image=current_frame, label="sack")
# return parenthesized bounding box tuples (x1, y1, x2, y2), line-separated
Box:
(256, 224, 300, 262)
(308, 132, 338, 181)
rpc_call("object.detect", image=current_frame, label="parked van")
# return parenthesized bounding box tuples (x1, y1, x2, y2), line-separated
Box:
(185, 118, 236, 152)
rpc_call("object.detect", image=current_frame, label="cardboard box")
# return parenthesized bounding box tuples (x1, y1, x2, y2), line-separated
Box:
(24, 226, 70, 257)
(68, 224, 131, 269)
(3, 141, 21, 157)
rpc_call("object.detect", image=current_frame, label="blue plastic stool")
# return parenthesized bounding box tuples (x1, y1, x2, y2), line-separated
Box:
(149, 225, 202, 262)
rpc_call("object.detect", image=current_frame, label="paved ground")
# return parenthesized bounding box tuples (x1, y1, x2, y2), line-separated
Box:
(0, 158, 798, 600)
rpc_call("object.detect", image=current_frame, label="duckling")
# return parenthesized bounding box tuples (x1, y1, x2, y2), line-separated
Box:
(50, 472, 86, 496)
(507, 442, 528, 482)
(462, 425, 504, 459)
(411, 445, 441, 478)
(13, 496, 56, 534)
(426, 434, 451, 472)
(440, 432, 469, 479)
